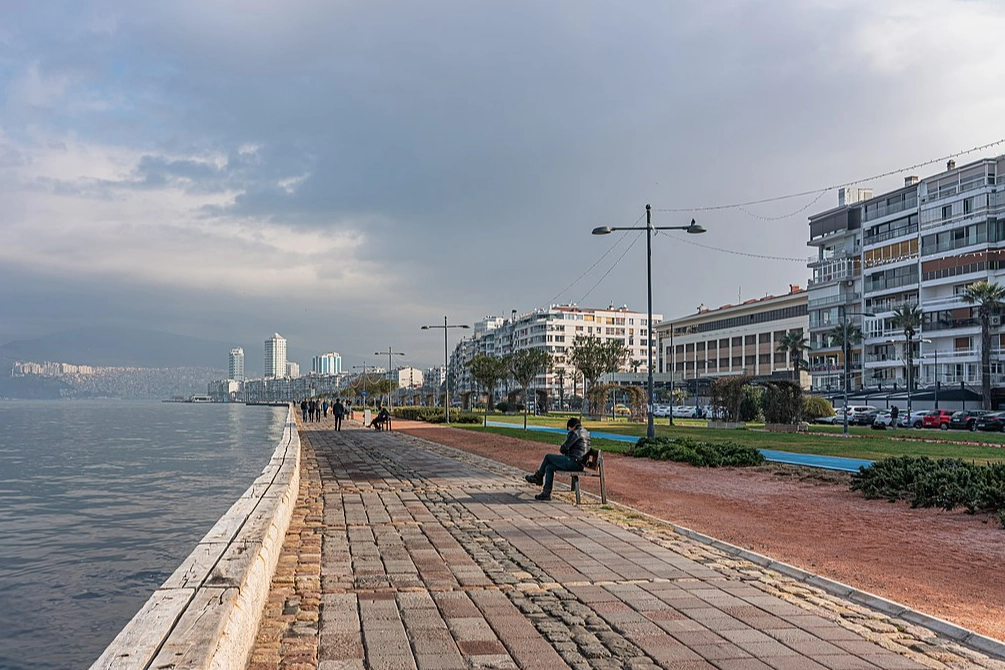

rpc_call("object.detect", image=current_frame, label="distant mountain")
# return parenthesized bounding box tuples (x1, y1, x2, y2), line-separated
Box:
(0, 326, 243, 369)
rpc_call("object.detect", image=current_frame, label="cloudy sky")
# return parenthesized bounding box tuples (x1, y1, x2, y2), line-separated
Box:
(3, 1, 1005, 373)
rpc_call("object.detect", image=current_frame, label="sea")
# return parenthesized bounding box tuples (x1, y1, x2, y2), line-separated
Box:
(0, 399, 289, 670)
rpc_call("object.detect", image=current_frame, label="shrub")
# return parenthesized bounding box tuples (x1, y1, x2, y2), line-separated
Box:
(633, 436, 764, 467)
(803, 395, 835, 421)
(392, 406, 482, 424)
(851, 456, 1005, 524)
(761, 380, 803, 424)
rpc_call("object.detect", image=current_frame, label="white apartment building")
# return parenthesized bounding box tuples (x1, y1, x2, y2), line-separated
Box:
(264, 333, 287, 378)
(312, 352, 342, 375)
(228, 347, 245, 381)
(807, 155, 1005, 404)
(451, 303, 662, 405)
(396, 366, 424, 390)
(286, 361, 300, 378)
(654, 285, 809, 390)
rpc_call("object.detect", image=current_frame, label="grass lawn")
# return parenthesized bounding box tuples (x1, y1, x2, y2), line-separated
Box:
(468, 414, 1005, 463)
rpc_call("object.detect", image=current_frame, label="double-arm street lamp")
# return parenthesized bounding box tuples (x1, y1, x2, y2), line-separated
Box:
(375, 347, 404, 410)
(842, 311, 875, 435)
(593, 204, 706, 438)
(421, 316, 470, 423)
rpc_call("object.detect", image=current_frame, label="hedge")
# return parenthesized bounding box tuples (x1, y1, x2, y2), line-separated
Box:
(392, 406, 482, 424)
(632, 436, 765, 467)
(851, 456, 1005, 527)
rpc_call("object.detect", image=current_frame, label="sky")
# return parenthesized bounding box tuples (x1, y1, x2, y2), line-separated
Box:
(3, 0, 1005, 374)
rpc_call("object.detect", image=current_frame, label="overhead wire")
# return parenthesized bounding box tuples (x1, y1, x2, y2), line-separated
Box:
(577, 230, 645, 304)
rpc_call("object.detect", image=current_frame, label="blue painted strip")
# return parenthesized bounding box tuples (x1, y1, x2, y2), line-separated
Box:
(483, 421, 873, 472)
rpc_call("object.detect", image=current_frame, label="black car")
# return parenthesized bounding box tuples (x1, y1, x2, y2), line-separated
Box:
(974, 411, 1005, 432)
(948, 409, 990, 431)
(852, 410, 880, 426)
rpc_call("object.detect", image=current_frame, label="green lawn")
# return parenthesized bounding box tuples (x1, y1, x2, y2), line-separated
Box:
(468, 414, 1005, 463)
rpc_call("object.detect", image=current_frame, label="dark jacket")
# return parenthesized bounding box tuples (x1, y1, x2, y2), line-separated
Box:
(560, 425, 590, 463)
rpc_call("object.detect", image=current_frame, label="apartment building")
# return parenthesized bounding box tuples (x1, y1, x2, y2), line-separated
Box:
(807, 155, 1005, 400)
(450, 303, 661, 406)
(654, 285, 809, 390)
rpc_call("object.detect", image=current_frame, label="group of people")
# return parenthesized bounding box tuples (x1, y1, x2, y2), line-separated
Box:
(300, 397, 351, 430)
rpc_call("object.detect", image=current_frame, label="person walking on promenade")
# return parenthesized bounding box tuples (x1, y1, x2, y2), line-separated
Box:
(300, 398, 309, 423)
(333, 398, 345, 431)
(322, 399, 329, 418)
(524, 417, 590, 501)
(309, 398, 317, 422)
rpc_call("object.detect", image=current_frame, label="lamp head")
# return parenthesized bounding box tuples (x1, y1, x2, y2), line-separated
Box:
(685, 220, 706, 234)
(592, 226, 614, 235)
(421, 325, 429, 330)
(461, 324, 471, 329)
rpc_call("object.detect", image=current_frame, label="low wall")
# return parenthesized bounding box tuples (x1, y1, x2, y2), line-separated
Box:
(90, 405, 301, 670)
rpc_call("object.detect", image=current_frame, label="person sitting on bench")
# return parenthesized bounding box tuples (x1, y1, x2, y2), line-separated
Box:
(372, 406, 391, 431)
(524, 417, 589, 501)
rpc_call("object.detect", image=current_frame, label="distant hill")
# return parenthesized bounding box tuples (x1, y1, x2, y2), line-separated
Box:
(0, 326, 244, 369)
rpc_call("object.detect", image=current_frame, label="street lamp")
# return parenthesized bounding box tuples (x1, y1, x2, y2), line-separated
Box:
(421, 316, 470, 423)
(842, 311, 875, 435)
(920, 338, 938, 409)
(375, 347, 405, 410)
(886, 335, 918, 417)
(593, 204, 706, 438)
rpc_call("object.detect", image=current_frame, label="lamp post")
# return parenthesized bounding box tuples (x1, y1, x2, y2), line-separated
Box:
(920, 338, 938, 409)
(886, 334, 918, 418)
(593, 204, 706, 438)
(421, 316, 470, 423)
(842, 311, 875, 435)
(375, 347, 404, 410)
(352, 362, 369, 408)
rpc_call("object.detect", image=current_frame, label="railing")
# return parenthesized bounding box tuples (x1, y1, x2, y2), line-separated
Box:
(808, 268, 859, 288)
(863, 273, 919, 294)
(807, 293, 860, 309)
(863, 223, 919, 247)
(862, 196, 919, 222)
(922, 318, 980, 333)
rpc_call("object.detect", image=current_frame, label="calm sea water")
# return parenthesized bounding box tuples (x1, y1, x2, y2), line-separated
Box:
(0, 400, 288, 670)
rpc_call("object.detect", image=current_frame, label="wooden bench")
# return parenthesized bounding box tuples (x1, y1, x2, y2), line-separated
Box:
(555, 448, 607, 504)
(371, 416, 391, 431)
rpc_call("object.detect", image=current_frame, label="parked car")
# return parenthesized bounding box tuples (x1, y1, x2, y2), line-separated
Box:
(611, 403, 631, 416)
(651, 404, 672, 417)
(672, 405, 700, 418)
(922, 409, 954, 430)
(899, 410, 928, 429)
(871, 410, 895, 429)
(975, 411, 1005, 432)
(948, 410, 990, 431)
(846, 405, 879, 425)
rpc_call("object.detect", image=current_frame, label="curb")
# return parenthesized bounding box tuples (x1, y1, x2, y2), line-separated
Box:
(90, 406, 301, 670)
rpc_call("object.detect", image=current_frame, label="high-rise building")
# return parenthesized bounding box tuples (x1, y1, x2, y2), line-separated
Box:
(286, 361, 300, 378)
(228, 347, 245, 381)
(312, 352, 342, 375)
(264, 333, 287, 378)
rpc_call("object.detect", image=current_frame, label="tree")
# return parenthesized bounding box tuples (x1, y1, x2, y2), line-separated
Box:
(961, 280, 1005, 410)
(508, 348, 551, 429)
(567, 335, 630, 419)
(776, 330, 808, 380)
(890, 302, 923, 398)
(829, 320, 863, 391)
(466, 354, 510, 426)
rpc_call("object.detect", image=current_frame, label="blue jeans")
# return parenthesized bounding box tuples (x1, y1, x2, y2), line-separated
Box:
(536, 454, 582, 493)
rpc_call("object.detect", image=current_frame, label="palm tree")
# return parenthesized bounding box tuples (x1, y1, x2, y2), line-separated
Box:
(829, 321, 863, 391)
(776, 330, 808, 380)
(961, 280, 1005, 409)
(890, 302, 923, 406)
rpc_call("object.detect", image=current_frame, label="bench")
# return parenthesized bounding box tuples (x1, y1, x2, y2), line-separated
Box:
(554, 448, 607, 504)
(371, 416, 391, 431)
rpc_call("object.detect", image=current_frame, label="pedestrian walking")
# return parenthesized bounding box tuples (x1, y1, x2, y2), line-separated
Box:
(333, 398, 344, 431)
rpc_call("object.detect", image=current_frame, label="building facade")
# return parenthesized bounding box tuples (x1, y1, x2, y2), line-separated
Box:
(806, 155, 1005, 402)
(264, 333, 287, 379)
(228, 347, 245, 381)
(654, 285, 809, 390)
(312, 352, 342, 375)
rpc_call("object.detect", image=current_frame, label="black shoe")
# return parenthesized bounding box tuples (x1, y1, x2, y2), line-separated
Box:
(534, 492, 552, 501)
(525, 474, 543, 485)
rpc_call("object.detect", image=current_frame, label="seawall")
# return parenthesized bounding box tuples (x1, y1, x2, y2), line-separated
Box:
(90, 405, 301, 669)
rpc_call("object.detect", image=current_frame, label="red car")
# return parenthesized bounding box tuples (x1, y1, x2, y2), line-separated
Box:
(921, 409, 954, 430)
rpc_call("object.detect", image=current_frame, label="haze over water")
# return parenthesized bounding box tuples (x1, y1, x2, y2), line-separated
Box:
(0, 400, 287, 670)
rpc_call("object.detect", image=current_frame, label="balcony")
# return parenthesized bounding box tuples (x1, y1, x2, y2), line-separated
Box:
(862, 196, 919, 223)
(807, 293, 861, 309)
(808, 267, 859, 288)
(922, 317, 980, 333)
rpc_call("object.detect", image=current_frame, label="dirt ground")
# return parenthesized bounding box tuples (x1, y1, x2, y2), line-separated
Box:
(393, 420, 1005, 642)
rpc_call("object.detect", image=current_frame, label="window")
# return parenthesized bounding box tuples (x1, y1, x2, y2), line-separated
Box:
(942, 205, 952, 220)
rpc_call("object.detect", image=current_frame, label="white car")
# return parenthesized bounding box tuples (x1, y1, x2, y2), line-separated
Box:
(672, 405, 700, 418)
(899, 410, 928, 429)
(651, 404, 672, 417)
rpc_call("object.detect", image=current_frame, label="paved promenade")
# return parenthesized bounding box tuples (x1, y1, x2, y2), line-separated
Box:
(247, 420, 1005, 670)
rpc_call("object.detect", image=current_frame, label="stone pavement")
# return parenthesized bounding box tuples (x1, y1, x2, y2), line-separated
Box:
(247, 420, 1005, 670)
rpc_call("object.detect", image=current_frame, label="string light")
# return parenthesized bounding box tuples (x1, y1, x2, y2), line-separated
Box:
(659, 230, 806, 262)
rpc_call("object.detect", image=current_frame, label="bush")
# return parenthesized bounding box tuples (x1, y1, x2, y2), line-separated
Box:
(392, 406, 482, 424)
(496, 401, 510, 413)
(803, 395, 835, 421)
(632, 436, 765, 467)
(851, 456, 1005, 524)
